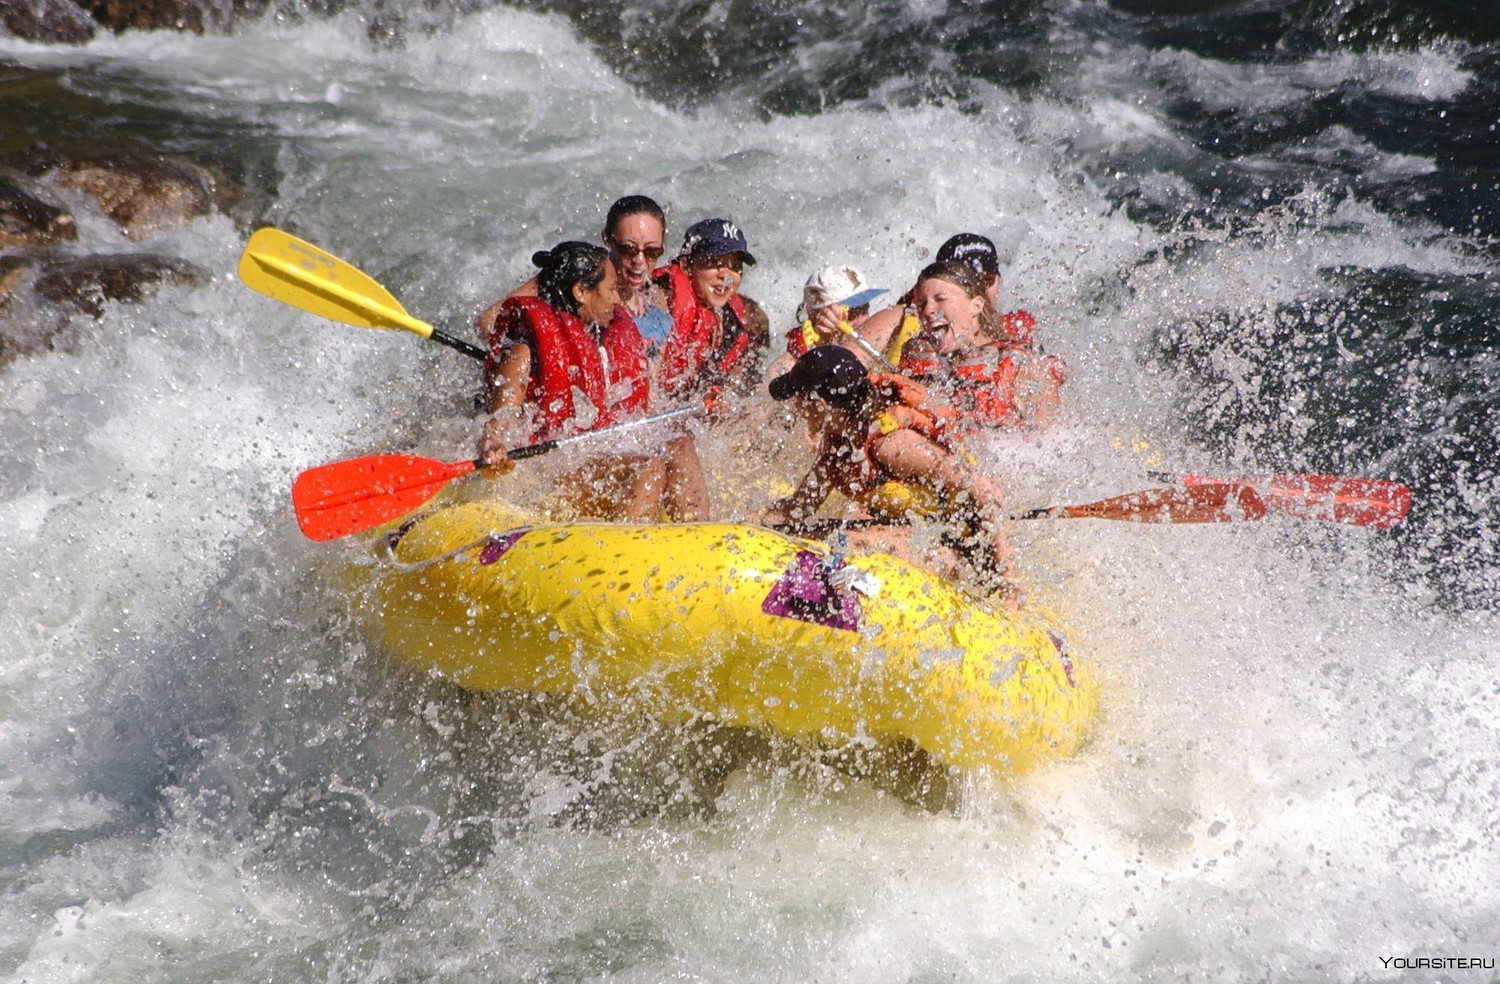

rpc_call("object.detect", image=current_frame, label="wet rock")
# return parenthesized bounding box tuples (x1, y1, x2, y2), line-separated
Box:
(51, 154, 223, 239)
(0, 255, 73, 368)
(2, 67, 281, 234)
(0, 175, 77, 248)
(0, 0, 97, 43)
(77, 0, 207, 32)
(0, 253, 30, 309)
(33, 253, 202, 317)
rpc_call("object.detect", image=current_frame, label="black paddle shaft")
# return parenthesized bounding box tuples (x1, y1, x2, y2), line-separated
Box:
(430, 328, 487, 361)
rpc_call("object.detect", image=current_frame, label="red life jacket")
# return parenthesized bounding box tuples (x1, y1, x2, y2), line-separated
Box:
(785, 324, 811, 359)
(998, 309, 1036, 348)
(654, 262, 750, 397)
(950, 345, 1026, 428)
(488, 297, 649, 442)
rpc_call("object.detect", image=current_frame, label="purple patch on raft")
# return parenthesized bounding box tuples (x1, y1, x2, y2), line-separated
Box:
(1048, 629, 1076, 689)
(761, 550, 862, 632)
(478, 528, 529, 566)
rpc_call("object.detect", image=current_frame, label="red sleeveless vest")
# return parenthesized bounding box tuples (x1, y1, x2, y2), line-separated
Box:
(489, 297, 649, 442)
(654, 262, 750, 397)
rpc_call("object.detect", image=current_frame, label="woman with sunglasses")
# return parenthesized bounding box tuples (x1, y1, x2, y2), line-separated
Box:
(601, 195, 675, 355)
(599, 197, 716, 519)
(475, 195, 671, 352)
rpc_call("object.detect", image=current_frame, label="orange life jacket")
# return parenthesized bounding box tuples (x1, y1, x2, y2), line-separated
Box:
(489, 296, 649, 442)
(654, 262, 750, 397)
(896, 313, 1063, 430)
(819, 373, 957, 504)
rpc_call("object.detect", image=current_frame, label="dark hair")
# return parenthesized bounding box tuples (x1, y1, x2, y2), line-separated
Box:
(915, 261, 1001, 339)
(604, 195, 666, 241)
(532, 241, 610, 315)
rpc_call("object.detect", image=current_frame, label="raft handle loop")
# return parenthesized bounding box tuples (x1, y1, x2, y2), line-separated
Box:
(379, 533, 504, 572)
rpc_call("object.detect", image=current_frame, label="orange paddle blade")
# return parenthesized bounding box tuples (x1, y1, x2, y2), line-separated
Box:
(1179, 473, 1411, 529)
(292, 454, 478, 541)
(1033, 483, 1269, 523)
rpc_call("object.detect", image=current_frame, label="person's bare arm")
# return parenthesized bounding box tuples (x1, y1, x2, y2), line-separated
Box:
(756, 451, 835, 530)
(474, 277, 540, 342)
(850, 303, 905, 364)
(868, 428, 1003, 516)
(478, 343, 534, 473)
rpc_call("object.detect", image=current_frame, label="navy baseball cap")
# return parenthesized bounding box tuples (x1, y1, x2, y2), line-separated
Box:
(768, 345, 870, 410)
(679, 218, 757, 266)
(935, 233, 999, 277)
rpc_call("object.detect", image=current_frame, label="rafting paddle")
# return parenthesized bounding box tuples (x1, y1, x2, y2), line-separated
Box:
(1013, 483, 1269, 523)
(1144, 471, 1411, 529)
(1017, 475, 1409, 527)
(292, 405, 701, 541)
(238, 227, 487, 361)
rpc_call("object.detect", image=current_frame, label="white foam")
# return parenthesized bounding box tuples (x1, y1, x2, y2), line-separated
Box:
(2, 4, 1495, 980)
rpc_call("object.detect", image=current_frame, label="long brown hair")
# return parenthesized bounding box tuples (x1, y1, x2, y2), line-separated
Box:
(915, 260, 1000, 340)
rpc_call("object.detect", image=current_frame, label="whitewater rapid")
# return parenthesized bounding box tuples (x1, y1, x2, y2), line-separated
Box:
(2, 6, 1496, 982)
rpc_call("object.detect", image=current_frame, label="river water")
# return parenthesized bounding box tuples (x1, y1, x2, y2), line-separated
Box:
(2, 1, 1497, 981)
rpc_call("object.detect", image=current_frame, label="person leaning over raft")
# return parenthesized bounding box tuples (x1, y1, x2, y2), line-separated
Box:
(765, 264, 889, 378)
(652, 218, 771, 398)
(476, 242, 703, 521)
(755, 345, 1016, 598)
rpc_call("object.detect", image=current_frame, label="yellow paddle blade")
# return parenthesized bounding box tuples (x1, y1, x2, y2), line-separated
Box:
(237, 228, 433, 339)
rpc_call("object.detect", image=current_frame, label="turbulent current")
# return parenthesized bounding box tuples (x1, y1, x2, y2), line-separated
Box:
(2, 1, 1497, 981)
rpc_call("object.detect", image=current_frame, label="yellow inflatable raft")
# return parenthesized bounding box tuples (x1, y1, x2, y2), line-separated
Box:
(362, 501, 1095, 776)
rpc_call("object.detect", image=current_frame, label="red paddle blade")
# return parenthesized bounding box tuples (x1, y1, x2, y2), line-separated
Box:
(291, 454, 477, 541)
(1053, 483, 1268, 523)
(1179, 473, 1411, 529)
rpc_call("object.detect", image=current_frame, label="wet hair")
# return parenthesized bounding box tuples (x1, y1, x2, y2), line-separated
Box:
(532, 241, 611, 315)
(604, 195, 666, 241)
(915, 260, 1001, 339)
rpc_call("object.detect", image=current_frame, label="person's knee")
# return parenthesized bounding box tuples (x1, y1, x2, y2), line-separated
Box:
(637, 457, 668, 489)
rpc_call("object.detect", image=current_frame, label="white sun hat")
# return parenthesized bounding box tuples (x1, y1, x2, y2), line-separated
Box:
(799, 265, 888, 319)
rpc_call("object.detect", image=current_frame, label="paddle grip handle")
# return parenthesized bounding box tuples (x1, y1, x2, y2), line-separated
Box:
(431, 328, 487, 362)
(506, 442, 556, 461)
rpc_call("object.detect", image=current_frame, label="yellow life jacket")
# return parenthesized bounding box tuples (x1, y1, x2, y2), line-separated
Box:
(882, 306, 922, 366)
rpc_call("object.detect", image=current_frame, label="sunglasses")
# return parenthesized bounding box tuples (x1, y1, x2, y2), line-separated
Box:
(608, 240, 664, 262)
(691, 253, 744, 273)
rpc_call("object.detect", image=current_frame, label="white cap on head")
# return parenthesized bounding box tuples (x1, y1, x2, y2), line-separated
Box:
(799, 265, 888, 320)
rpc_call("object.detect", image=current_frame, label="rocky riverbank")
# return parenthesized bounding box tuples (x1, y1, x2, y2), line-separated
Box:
(0, 61, 281, 367)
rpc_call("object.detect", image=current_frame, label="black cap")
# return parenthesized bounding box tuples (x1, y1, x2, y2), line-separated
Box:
(679, 218, 757, 266)
(768, 345, 870, 409)
(935, 233, 999, 277)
